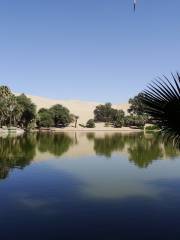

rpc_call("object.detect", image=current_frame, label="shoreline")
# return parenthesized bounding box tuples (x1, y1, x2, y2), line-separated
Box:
(0, 127, 143, 135)
(37, 127, 143, 133)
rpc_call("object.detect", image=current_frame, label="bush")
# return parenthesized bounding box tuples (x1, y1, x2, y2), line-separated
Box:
(86, 119, 95, 128)
(145, 125, 160, 131)
(124, 115, 146, 128)
(113, 119, 123, 128)
(79, 124, 86, 128)
(37, 108, 54, 128)
(49, 104, 71, 127)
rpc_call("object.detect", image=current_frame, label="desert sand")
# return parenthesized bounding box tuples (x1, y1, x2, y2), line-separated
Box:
(13, 93, 143, 132)
(17, 93, 130, 125)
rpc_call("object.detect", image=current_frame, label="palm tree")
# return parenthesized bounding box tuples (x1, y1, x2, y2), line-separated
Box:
(12, 104, 23, 127)
(74, 115, 79, 128)
(0, 86, 12, 98)
(140, 73, 180, 145)
(0, 86, 14, 126)
(6, 95, 17, 127)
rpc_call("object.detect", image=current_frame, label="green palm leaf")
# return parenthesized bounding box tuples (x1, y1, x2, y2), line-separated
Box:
(141, 73, 180, 145)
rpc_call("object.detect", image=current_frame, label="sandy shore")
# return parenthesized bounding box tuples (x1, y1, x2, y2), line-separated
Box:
(39, 126, 142, 133)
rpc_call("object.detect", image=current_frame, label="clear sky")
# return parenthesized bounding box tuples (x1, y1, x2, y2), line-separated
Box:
(0, 0, 180, 103)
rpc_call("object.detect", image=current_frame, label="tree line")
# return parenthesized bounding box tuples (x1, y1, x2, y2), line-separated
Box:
(92, 94, 149, 128)
(0, 85, 79, 129)
(0, 85, 148, 130)
(0, 86, 36, 129)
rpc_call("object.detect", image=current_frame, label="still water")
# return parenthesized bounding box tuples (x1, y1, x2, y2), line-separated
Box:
(0, 132, 180, 239)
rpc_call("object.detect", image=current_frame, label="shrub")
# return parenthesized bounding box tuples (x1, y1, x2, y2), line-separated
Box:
(49, 104, 72, 127)
(79, 124, 86, 128)
(113, 119, 123, 128)
(145, 125, 160, 131)
(86, 119, 95, 128)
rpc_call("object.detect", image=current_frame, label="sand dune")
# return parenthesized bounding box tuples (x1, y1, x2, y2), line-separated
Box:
(16, 93, 130, 124)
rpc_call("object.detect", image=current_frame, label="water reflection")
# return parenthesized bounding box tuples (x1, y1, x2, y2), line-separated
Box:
(1, 132, 180, 239)
(0, 132, 180, 180)
(37, 133, 74, 156)
(0, 134, 36, 179)
(88, 133, 180, 167)
(89, 133, 125, 157)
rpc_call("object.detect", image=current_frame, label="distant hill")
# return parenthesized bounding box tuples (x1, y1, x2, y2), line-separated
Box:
(16, 93, 130, 124)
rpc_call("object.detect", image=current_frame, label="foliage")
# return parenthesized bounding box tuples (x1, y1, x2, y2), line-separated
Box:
(128, 93, 146, 115)
(37, 108, 54, 128)
(145, 125, 160, 131)
(140, 73, 180, 145)
(16, 94, 36, 128)
(0, 86, 37, 129)
(0, 86, 12, 98)
(86, 119, 95, 128)
(37, 105, 74, 128)
(0, 86, 23, 127)
(113, 119, 123, 128)
(123, 115, 146, 127)
(94, 103, 125, 124)
(113, 110, 125, 128)
(49, 104, 72, 127)
(79, 123, 86, 128)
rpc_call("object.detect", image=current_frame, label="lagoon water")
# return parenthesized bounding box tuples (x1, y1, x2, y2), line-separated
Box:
(0, 132, 180, 239)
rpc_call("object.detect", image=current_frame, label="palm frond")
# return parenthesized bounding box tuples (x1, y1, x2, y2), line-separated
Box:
(140, 73, 180, 146)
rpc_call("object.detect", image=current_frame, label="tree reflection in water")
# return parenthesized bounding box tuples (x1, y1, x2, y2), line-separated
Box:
(87, 133, 125, 157)
(88, 133, 180, 168)
(0, 132, 180, 180)
(0, 133, 74, 180)
(37, 133, 74, 156)
(0, 134, 36, 179)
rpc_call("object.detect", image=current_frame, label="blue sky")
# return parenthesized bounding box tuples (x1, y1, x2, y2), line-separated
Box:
(0, 0, 180, 103)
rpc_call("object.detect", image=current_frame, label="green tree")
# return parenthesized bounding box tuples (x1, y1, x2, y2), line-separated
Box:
(94, 103, 118, 123)
(113, 119, 123, 128)
(49, 104, 71, 127)
(16, 94, 36, 129)
(0, 86, 22, 127)
(124, 115, 147, 127)
(0, 86, 12, 98)
(37, 108, 54, 128)
(0, 86, 13, 126)
(113, 110, 125, 128)
(128, 93, 146, 115)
